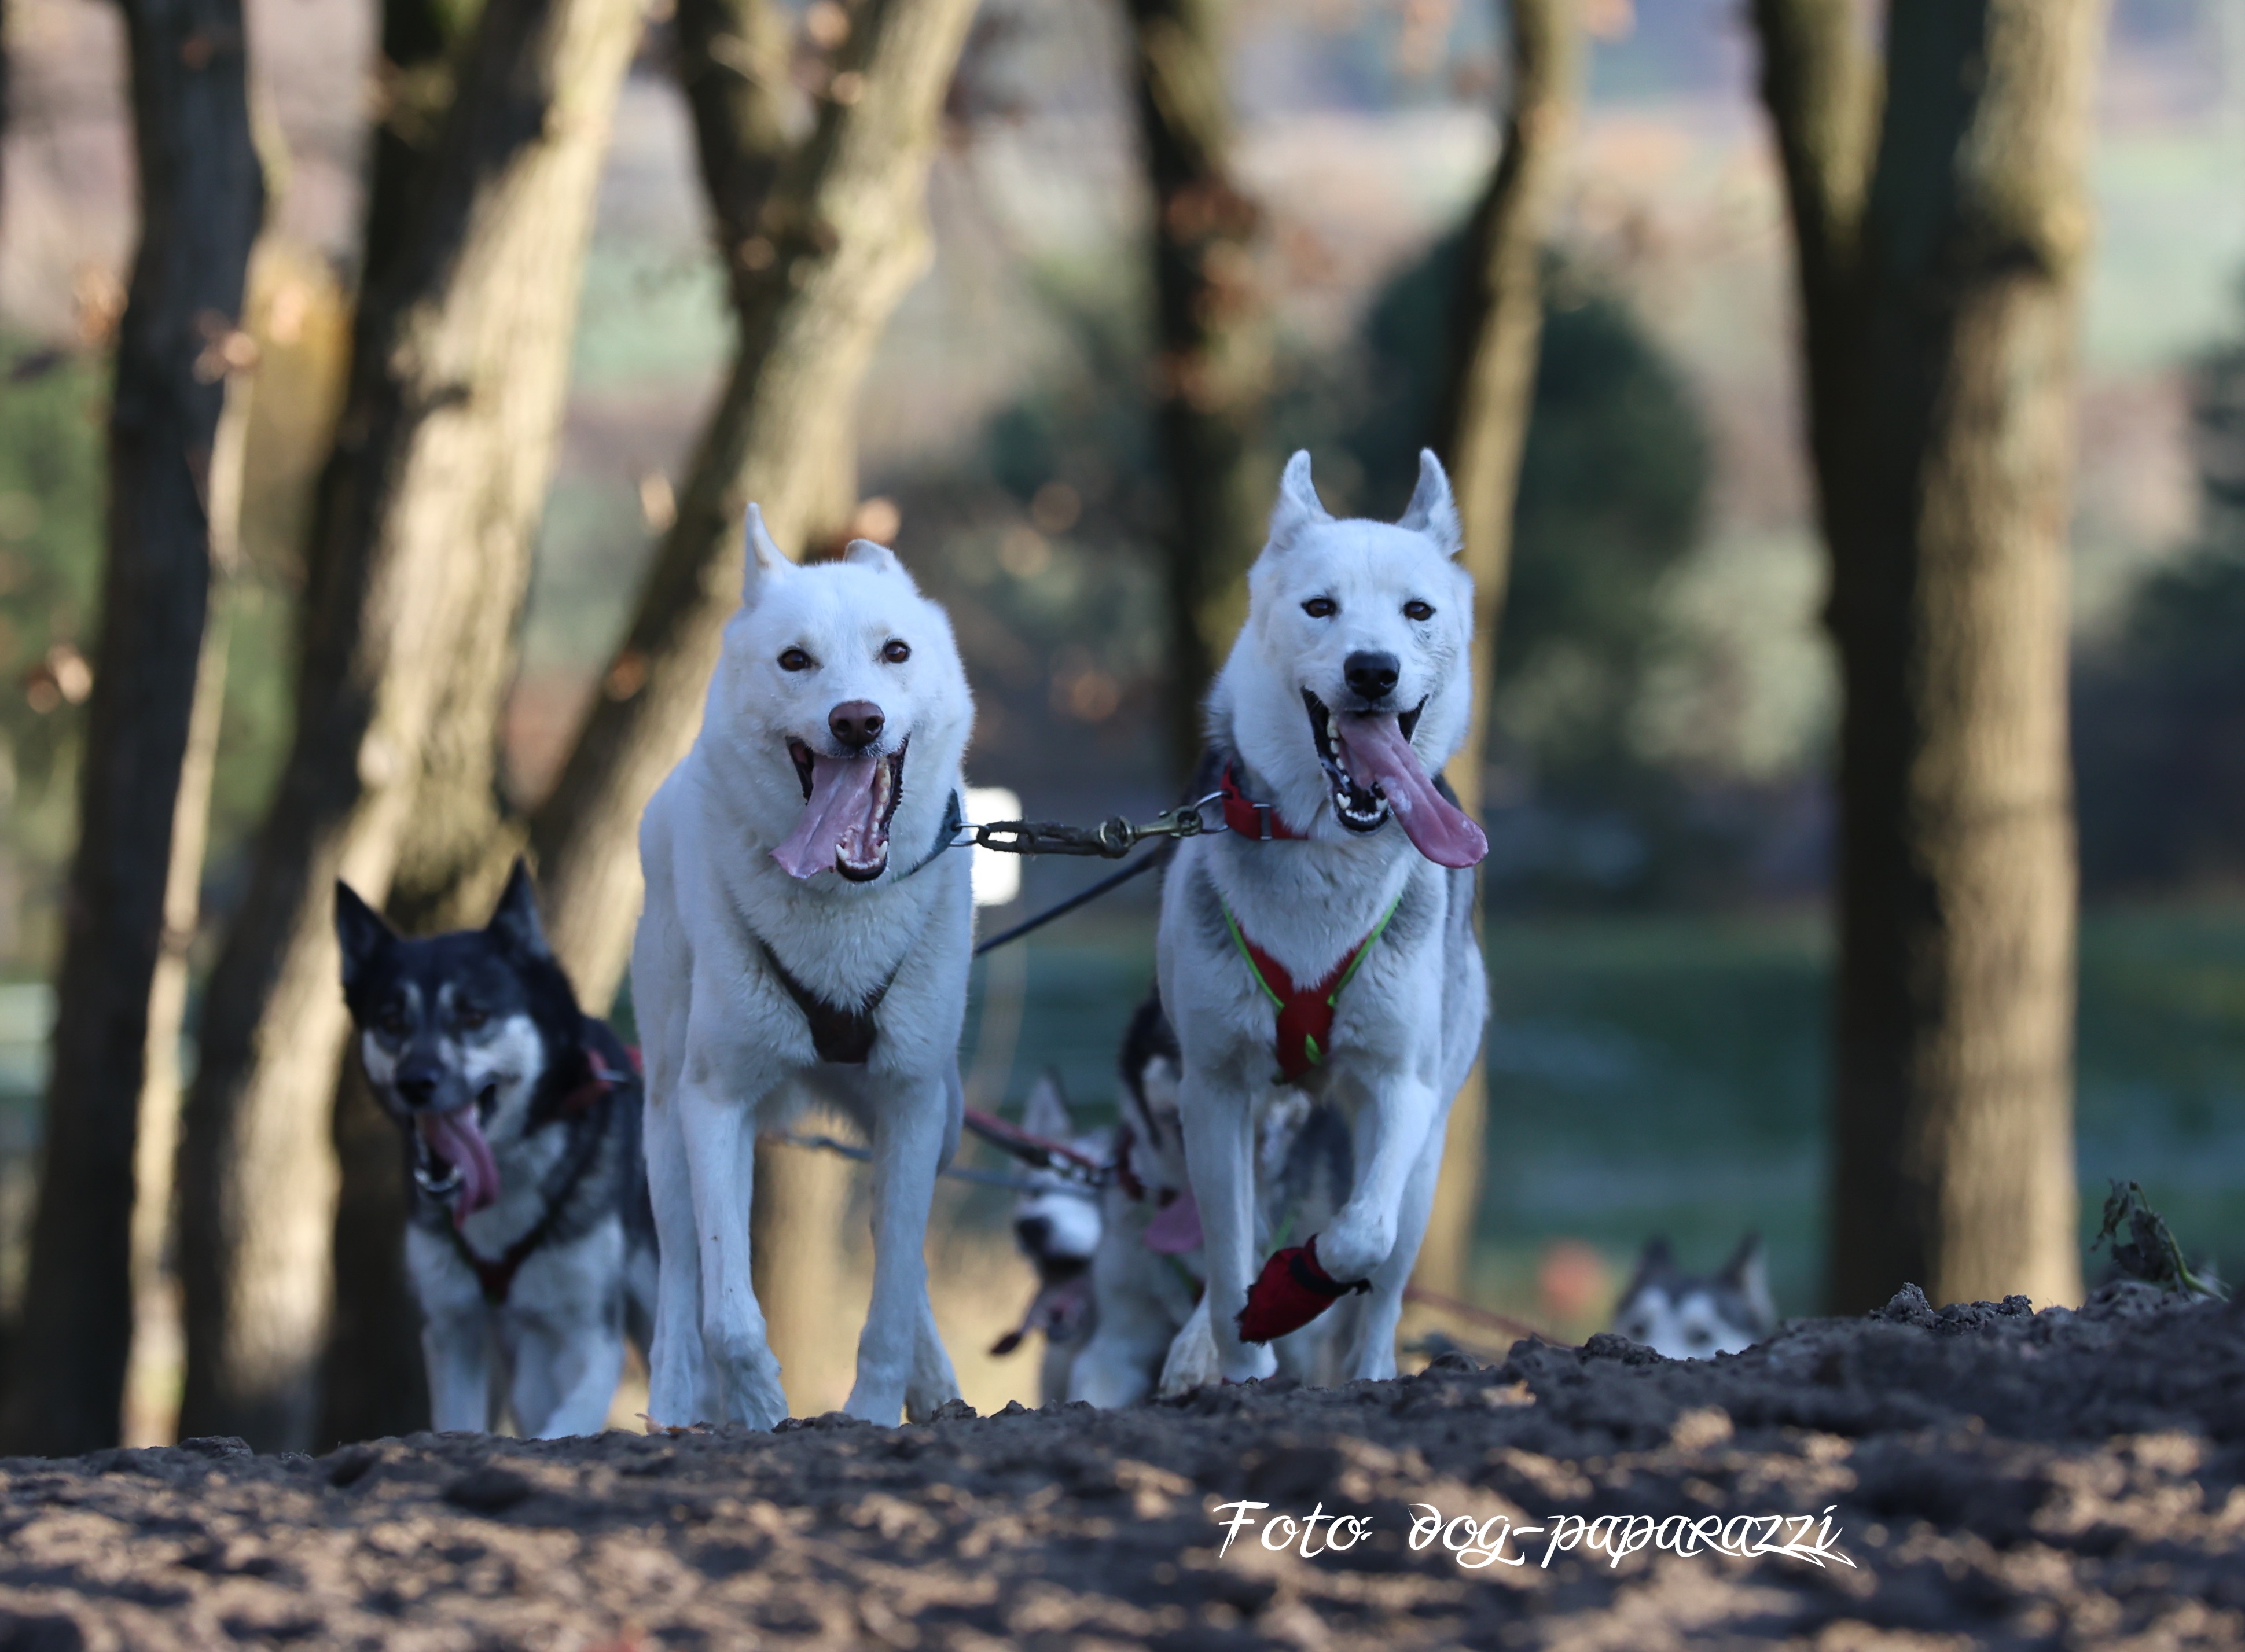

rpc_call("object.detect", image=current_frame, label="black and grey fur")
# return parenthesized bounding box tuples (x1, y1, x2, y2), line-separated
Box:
(1610, 1235, 1774, 1360)
(336, 862, 657, 1437)
(1069, 992, 1360, 1406)
(990, 1070, 1105, 1403)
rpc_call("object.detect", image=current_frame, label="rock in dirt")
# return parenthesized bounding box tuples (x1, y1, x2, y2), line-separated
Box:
(1, 1285, 2240, 1649)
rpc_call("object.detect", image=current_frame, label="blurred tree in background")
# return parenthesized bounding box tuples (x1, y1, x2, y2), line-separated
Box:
(1752, 0, 2105, 1313)
(0, 0, 263, 1457)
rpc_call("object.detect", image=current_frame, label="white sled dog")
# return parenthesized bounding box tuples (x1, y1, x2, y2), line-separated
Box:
(1158, 449, 1489, 1388)
(633, 507, 972, 1429)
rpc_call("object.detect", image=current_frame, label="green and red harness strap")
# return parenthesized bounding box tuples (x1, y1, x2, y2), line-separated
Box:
(1222, 892, 1403, 1083)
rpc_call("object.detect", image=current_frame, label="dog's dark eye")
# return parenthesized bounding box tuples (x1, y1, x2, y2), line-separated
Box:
(1404, 599, 1434, 621)
(881, 638, 910, 664)
(778, 647, 812, 672)
(455, 1005, 488, 1032)
(1302, 597, 1336, 619)
(376, 1006, 409, 1039)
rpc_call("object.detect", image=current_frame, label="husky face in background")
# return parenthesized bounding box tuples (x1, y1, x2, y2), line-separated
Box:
(1009, 1072, 1105, 1276)
(337, 863, 656, 1439)
(991, 1072, 1105, 1403)
(633, 507, 976, 1432)
(1611, 1235, 1776, 1360)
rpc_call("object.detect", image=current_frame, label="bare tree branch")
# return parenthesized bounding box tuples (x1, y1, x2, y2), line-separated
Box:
(527, 0, 983, 1011)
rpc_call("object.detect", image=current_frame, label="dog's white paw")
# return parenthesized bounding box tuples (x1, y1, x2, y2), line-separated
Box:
(1156, 1301, 1221, 1397)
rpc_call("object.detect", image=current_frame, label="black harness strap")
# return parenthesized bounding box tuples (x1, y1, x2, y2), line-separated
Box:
(758, 939, 902, 1065)
(449, 1086, 616, 1307)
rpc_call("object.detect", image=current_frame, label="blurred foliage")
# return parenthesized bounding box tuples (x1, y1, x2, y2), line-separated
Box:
(887, 261, 1173, 807)
(907, 228, 1716, 893)
(0, 244, 344, 970)
(0, 341, 105, 968)
(2077, 288, 2245, 893)
(1311, 229, 1717, 905)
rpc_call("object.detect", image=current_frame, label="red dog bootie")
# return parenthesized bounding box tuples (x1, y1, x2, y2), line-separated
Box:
(1236, 1235, 1372, 1344)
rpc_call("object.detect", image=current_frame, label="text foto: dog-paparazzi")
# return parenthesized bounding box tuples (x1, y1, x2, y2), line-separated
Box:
(1211, 1501, 1857, 1570)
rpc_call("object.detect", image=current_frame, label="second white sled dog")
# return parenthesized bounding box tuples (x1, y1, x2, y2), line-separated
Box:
(1157, 449, 1490, 1388)
(633, 508, 972, 1429)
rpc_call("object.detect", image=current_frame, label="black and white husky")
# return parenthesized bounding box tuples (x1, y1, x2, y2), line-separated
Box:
(989, 1072, 1104, 1404)
(1158, 450, 1490, 1388)
(335, 863, 656, 1438)
(1610, 1235, 1775, 1360)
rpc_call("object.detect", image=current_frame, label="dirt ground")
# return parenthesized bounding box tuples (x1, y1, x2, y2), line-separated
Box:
(2, 1282, 2240, 1651)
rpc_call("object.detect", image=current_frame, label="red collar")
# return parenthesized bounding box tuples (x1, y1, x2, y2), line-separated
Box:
(1219, 764, 1309, 841)
(554, 1043, 639, 1120)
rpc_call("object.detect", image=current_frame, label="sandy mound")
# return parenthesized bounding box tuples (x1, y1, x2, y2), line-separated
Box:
(3, 1283, 2240, 1650)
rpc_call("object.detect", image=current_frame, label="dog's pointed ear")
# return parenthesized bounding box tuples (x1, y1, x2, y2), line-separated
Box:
(1022, 1069, 1074, 1139)
(1722, 1233, 1776, 1331)
(1620, 1234, 1674, 1300)
(1397, 448, 1461, 557)
(485, 859, 553, 961)
(842, 537, 915, 587)
(740, 502, 788, 605)
(1266, 450, 1332, 551)
(334, 881, 395, 998)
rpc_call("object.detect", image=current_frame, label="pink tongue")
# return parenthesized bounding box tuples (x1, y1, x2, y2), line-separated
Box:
(1143, 1189, 1203, 1255)
(771, 753, 882, 880)
(419, 1108, 500, 1223)
(1333, 713, 1489, 869)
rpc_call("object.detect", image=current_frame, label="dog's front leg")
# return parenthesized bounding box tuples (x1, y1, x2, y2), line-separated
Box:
(1180, 1075, 1276, 1385)
(674, 1075, 789, 1429)
(1155, 1293, 1221, 1399)
(643, 1083, 708, 1429)
(849, 1073, 955, 1425)
(519, 1316, 628, 1440)
(1316, 1075, 1443, 1380)
(1346, 1087, 1451, 1382)
(421, 1309, 493, 1433)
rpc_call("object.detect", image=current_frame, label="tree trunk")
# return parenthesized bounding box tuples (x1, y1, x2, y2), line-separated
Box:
(176, 0, 642, 1450)
(526, 0, 981, 1011)
(1123, 0, 1272, 777)
(122, 372, 249, 1448)
(1414, 0, 1580, 1305)
(308, 0, 488, 1453)
(1752, 0, 2102, 1312)
(0, 0, 262, 1457)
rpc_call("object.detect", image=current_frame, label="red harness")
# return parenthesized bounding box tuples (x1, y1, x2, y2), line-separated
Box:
(1215, 765, 1402, 1340)
(1215, 768, 1400, 1083)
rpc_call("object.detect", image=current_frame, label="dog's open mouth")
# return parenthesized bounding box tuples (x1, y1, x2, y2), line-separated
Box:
(1302, 689, 1488, 868)
(1305, 690, 1401, 833)
(774, 736, 908, 882)
(411, 1089, 501, 1222)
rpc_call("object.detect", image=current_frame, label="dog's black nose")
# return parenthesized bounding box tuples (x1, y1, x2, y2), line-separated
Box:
(1344, 650, 1400, 702)
(394, 1062, 441, 1109)
(829, 700, 885, 749)
(1015, 1215, 1053, 1253)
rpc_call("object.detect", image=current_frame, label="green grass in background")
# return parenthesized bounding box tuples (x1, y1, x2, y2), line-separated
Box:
(950, 900, 2245, 1326)
(8, 903, 2242, 1330)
